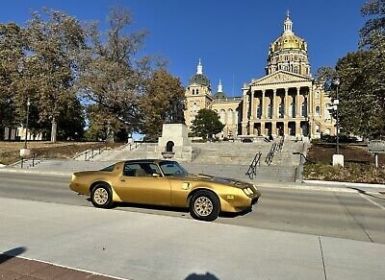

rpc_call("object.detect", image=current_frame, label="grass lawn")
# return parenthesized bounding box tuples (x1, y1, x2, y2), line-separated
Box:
(0, 141, 123, 165)
(304, 143, 385, 184)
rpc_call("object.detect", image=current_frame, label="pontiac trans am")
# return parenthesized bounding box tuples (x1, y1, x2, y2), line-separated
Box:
(69, 159, 261, 221)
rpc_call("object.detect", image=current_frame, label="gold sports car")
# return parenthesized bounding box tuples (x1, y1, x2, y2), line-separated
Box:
(69, 159, 261, 221)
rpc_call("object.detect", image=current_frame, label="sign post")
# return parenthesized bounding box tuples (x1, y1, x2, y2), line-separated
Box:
(368, 140, 385, 168)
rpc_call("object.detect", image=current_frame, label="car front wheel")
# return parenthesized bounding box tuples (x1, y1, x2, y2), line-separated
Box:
(91, 183, 114, 208)
(189, 190, 220, 221)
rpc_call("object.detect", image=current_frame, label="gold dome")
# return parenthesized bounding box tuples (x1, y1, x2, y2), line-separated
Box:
(271, 33, 306, 52)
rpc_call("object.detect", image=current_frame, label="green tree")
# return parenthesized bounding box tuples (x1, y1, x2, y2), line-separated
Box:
(191, 109, 224, 140)
(78, 7, 150, 136)
(139, 68, 185, 140)
(335, 51, 383, 138)
(25, 9, 85, 142)
(84, 103, 125, 141)
(0, 23, 26, 134)
(359, 0, 385, 138)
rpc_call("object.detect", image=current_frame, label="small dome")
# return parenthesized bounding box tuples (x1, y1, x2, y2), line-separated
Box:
(214, 91, 226, 100)
(189, 73, 210, 86)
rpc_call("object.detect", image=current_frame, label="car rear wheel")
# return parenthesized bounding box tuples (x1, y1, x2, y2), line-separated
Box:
(91, 183, 114, 208)
(189, 190, 220, 221)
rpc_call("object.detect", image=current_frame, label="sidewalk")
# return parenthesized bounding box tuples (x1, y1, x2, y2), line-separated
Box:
(0, 254, 122, 280)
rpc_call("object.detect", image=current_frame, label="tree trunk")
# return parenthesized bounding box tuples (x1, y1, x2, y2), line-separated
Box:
(51, 117, 57, 143)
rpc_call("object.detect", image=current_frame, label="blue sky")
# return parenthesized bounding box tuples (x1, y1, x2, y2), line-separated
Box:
(1, 0, 365, 97)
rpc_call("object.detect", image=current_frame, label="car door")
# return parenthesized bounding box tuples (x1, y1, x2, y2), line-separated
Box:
(114, 162, 171, 206)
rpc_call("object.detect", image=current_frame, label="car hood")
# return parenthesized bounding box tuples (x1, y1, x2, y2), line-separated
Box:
(187, 173, 254, 189)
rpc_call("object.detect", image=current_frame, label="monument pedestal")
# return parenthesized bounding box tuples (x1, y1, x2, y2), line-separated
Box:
(157, 124, 193, 161)
(332, 154, 344, 167)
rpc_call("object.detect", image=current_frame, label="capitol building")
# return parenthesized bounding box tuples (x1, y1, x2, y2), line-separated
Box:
(184, 13, 335, 140)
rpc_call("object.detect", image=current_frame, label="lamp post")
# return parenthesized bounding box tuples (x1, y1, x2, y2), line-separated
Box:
(331, 77, 344, 166)
(24, 97, 31, 149)
(332, 78, 340, 154)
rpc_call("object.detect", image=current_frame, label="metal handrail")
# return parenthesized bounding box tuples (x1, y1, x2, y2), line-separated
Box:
(246, 151, 262, 179)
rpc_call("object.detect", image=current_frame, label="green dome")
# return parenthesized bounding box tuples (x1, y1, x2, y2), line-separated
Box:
(214, 91, 226, 99)
(189, 73, 210, 86)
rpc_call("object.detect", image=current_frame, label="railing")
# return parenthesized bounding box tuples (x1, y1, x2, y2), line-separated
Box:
(246, 151, 262, 179)
(265, 136, 285, 166)
(20, 153, 38, 169)
(265, 143, 276, 166)
(75, 146, 109, 161)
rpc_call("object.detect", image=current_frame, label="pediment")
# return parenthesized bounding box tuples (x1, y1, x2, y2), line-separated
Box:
(250, 71, 312, 86)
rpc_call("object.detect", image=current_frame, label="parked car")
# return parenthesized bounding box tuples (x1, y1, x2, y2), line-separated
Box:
(69, 159, 261, 221)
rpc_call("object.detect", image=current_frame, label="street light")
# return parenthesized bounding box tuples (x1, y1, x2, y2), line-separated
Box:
(24, 97, 31, 149)
(332, 78, 340, 154)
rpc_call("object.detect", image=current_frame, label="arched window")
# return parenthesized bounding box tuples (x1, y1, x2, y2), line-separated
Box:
(196, 89, 199, 95)
(192, 89, 195, 95)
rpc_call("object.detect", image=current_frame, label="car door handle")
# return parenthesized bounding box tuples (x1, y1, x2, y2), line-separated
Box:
(120, 179, 126, 182)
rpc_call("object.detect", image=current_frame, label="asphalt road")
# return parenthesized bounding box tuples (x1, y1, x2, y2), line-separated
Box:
(1, 172, 384, 244)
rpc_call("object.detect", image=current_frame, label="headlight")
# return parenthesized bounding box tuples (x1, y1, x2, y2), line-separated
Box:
(243, 188, 253, 196)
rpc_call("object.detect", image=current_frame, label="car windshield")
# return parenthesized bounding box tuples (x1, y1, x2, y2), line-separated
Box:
(159, 161, 188, 177)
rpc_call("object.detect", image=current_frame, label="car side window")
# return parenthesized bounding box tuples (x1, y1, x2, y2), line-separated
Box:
(123, 162, 161, 177)
(123, 163, 141, 177)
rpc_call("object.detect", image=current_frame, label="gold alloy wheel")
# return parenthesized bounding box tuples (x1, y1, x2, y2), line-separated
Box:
(193, 196, 214, 217)
(93, 187, 109, 205)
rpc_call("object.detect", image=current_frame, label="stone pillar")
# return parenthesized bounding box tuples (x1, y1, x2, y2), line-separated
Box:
(241, 123, 248, 135)
(284, 121, 288, 136)
(261, 90, 266, 119)
(284, 88, 289, 118)
(249, 121, 254, 135)
(250, 91, 254, 120)
(242, 91, 249, 123)
(261, 121, 266, 137)
(273, 89, 278, 119)
(272, 121, 277, 137)
(296, 87, 301, 117)
(296, 120, 301, 138)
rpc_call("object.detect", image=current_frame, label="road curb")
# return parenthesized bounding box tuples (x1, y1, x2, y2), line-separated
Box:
(303, 179, 385, 189)
(0, 168, 72, 177)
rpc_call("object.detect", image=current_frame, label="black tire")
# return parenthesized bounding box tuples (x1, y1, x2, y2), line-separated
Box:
(189, 190, 220, 221)
(91, 183, 114, 208)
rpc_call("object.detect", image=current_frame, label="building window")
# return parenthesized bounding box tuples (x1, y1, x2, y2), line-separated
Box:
(192, 89, 195, 95)
(316, 106, 320, 115)
(196, 89, 199, 95)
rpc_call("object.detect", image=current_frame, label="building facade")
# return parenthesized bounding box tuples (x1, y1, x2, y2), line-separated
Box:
(184, 13, 335, 139)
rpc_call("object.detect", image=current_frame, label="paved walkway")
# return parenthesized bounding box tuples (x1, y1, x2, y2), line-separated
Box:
(1, 196, 385, 280)
(0, 254, 120, 279)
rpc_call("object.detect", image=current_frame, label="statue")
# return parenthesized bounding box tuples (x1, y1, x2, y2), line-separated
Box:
(165, 97, 186, 124)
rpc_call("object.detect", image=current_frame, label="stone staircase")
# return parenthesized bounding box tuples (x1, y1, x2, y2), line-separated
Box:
(191, 142, 272, 165)
(73, 139, 306, 182)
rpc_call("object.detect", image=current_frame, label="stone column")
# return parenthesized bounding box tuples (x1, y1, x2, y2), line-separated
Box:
(272, 121, 277, 137)
(242, 123, 248, 135)
(296, 120, 301, 138)
(250, 91, 254, 120)
(242, 91, 249, 122)
(261, 90, 266, 119)
(284, 88, 289, 118)
(261, 121, 265, 137)
(296, 87, 301, 117)
(273, 89, 278, 119)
